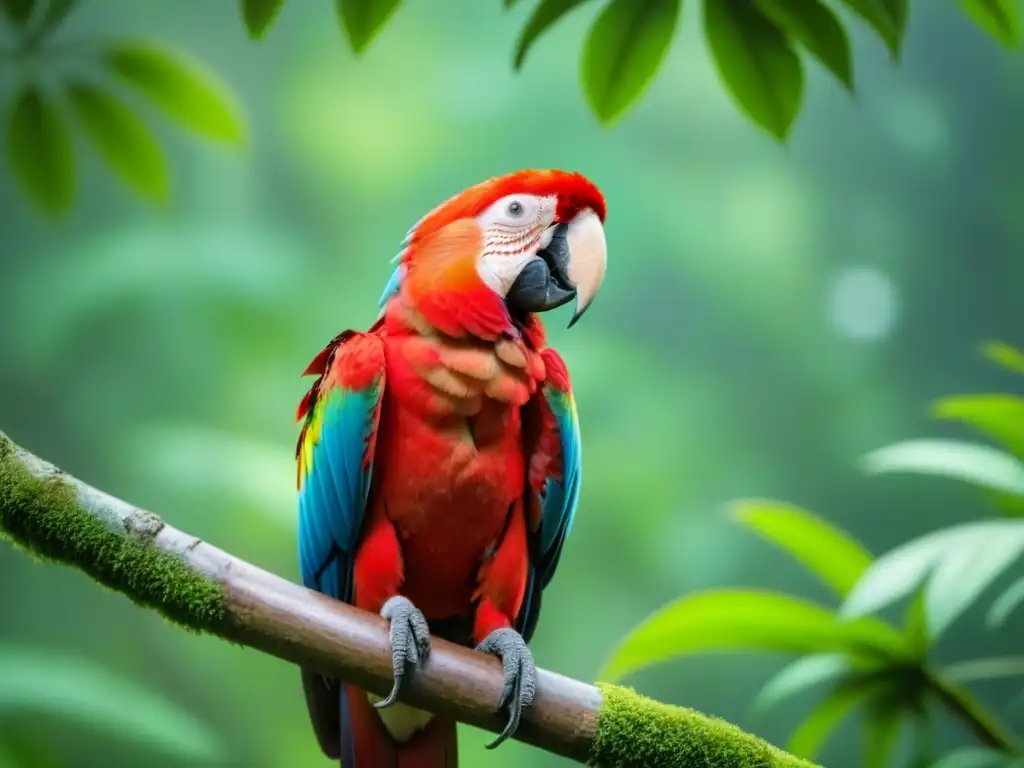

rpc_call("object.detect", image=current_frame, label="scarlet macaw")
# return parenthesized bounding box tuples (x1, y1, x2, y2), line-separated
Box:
(295, 169, 607, 766)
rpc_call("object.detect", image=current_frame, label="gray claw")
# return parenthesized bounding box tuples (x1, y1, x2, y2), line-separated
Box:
(476, 628, 537, 749)
(375, 596, 431, 709)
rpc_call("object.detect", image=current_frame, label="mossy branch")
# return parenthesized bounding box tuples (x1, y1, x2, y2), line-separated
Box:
(0, 430, 818, 768)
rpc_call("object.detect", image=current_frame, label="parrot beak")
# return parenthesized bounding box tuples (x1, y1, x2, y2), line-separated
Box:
(505, 208, 607, 327)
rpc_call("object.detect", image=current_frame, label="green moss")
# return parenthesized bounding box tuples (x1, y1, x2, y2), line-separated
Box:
(0, 434, 227, 632)
(590, 684, 820, 768)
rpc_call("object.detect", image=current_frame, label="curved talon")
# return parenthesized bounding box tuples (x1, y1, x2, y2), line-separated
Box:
(475, 628, 537, 749)
(375, 596, 431, 710)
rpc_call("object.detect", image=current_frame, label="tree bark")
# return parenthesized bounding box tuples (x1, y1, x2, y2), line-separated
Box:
(0, 430, 817, 767)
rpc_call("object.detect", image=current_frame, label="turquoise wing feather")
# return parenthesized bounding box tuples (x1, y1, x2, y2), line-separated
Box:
(295, 330, 385, 602)
(536, 369, 581, 587)
(517, 348, 581, 641)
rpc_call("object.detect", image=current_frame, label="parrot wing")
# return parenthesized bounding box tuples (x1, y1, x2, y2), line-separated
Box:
(296, 329, 385, 600)
(517, 347, 582, 642)
(295, 329, 385, 759)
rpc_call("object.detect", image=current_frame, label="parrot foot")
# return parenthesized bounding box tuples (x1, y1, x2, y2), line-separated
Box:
(374, 596, 432, 710)
(476, 628, 537, 750)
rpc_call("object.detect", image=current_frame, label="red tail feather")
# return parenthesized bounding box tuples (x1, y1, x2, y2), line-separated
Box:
(345, 687, 458, 768)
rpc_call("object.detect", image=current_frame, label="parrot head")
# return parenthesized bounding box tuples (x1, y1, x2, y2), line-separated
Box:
(385, 169, 607, 333)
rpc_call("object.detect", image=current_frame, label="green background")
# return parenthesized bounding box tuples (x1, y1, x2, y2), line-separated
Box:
(1, 0, 1022, 766)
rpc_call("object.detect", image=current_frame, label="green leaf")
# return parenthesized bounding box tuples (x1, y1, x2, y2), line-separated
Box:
(730, 499, 873, 598)
(703, 0, 804, 141)
(932, 394, 1024, 459)
(66, 81, 168, 204)
(504, 0, 522, 6)
(931, 748, 1012, 768)
(837, 0, 906, 57)
(241, 0, 285, 39)
(580, 0, 680, 125)
(955, 0, 1021, 47)
(0, 646, 225, 762)
(514, 0, 597, 70)
(598, 589, 911, 682)
(841, 520, 1024, 638)
(753, 0, 853, 90)
(903, 587, 930, 654)
(988, 575, 1024, 626)
(926, 525, 1024, 637)
(6, 87, 75, 214)
(943, 656, 1024, 684)
(105, 40, 245, 144)
(788, 679, 880, 759)
(864, 694, 907, 767)
(862, 439, 1024, 497)
(0, 0, 35, 25)
(982, 340, 1024, 375)
(754, 653, 852, 711)
(335, 0, 401, 54)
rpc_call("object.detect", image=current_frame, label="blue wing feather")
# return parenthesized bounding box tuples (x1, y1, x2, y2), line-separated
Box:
(517, 369, 582, 641)
(537, 385, 581, 586)
(296, 335, 385, 602)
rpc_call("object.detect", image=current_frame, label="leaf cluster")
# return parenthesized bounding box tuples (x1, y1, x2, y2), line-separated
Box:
(240, 0, 1022, 138)
(1, 0, 244, 215)
(601, 340, 1024, 767)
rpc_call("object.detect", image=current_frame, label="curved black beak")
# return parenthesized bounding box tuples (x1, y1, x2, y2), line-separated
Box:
(505, 222, 576, 317)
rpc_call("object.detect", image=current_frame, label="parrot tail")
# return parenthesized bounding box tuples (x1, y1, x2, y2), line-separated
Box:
(341, 684, 458, 767)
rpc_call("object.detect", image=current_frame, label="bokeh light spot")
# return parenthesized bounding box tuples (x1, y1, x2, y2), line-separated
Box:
(827, 266, 898, 341)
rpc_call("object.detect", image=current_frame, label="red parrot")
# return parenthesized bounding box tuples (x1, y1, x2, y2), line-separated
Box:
(295, 169, 607, 767)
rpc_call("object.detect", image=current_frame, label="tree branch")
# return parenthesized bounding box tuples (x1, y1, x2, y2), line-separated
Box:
(0, 430, 817, 768)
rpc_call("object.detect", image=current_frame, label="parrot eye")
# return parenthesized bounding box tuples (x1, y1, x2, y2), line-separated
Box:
(477, 193, 552, 231)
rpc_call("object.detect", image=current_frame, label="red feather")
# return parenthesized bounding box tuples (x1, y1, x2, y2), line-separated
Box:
(345, 688, 458, 767)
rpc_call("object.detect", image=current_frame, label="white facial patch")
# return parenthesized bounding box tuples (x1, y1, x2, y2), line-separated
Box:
(475, 194, 557, 296)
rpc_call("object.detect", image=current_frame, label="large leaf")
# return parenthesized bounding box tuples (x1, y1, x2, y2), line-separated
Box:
(988, 576, 1024, 626)
(0, 0, 34, 25)
(754, 653, 852, 711)
(6, 87, 75, 214)
(788, 678, 881, 760)
(943, 657, 1024, 684)
(931, 748, 1014, 768)
(955, 0, 1021, 47)
(704, 0, 804, 141)
(105, 40, 245, 144)
(0, 647, 225, 762)
(837, 0, 907, 58)
(335, 0, 401, 54)
(753, 0, 853, 90)
(66, 81, 168, 204)
(926, 524, 1024, 636)
(599, 589, 911, 682)
(241, 0, 285, 39)
(514, 0, 597, 69)
(864, 694, 907, 768)
(982, 340, 1024, 375)
(730, 499, 873, 598)
(841, 520, 1024, 638)
(580, 0, 680, 125)
(932, 394, 1024, 459)
(862, 439, 1024, 497)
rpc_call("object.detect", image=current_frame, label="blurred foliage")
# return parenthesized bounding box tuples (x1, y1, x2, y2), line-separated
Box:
(1, 0, 242, 214)
(0, 646, 226, 764)
(602, 342, 1024, 766)
(1, 0, 1021, 219)
(238, 0, 1022, 136)
(2, 0, 1024, 767)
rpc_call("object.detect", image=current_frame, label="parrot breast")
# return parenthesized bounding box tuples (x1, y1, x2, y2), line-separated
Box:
(365, 308, 544, 625)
